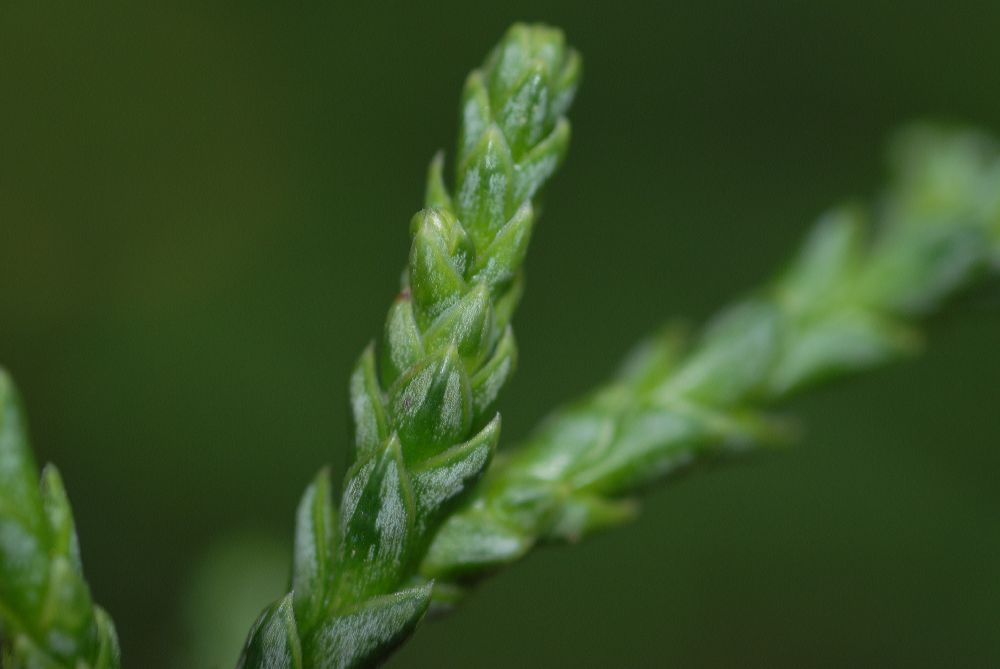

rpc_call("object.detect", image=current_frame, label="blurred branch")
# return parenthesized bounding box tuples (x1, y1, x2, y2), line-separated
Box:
(422, 124, 1000, 595)
(0, 370, 120, 668)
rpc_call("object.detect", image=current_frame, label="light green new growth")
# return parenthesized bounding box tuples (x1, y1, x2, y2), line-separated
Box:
(422, 125, 1000, 590)
(238, 23, 580, 669)
(0, 370, 120, 668)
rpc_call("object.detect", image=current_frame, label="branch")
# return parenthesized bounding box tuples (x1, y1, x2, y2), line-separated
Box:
(0, 370, 120, 668)
(238, 23, 581, 669)
(422, 125, 1000, 594)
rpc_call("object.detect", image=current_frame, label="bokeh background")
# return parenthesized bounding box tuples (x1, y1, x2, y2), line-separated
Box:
(2, 2, 999, 666)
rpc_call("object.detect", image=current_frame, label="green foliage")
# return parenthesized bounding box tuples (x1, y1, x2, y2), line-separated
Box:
(2, 18, 998, 669)
(238, 23, 581, 669)
(421, 125, 1000, 589)
(235, 19, 1000, 666)
(0, 370, 120, 668)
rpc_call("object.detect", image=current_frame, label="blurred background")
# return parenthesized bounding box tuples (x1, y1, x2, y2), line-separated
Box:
(2, 2, 999, 666)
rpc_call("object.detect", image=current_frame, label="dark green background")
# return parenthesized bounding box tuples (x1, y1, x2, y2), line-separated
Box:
(2, 2, 999, 666)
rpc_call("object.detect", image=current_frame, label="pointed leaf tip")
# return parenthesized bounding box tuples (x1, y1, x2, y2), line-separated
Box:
(292, 467, 336, 631)
(304, 584, 432, 669)
(389, 347, 473, 464)
(350, 345, 389, 461)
